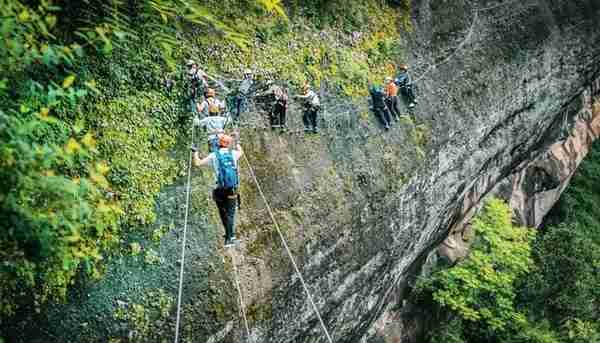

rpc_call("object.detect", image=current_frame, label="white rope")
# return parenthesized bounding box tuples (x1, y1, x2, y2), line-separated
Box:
(413, 0, 538, 83)
(173, 126, 195, 343)
(412, 11, 479, 83)
(241, 153, 334, 343)
(229, 250, 251, 340)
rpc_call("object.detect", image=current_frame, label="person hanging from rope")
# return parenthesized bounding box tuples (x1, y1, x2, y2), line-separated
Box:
(295, 83, 320, 134)
(394, 63, 418, 109)
(369, 84, 392, 131)
(196, 88, 226, 119)
(186, 59, 209, 115)
(384, 76, 401, 121)
(233, 68, 255, 121)
(192, 133, 243, 248)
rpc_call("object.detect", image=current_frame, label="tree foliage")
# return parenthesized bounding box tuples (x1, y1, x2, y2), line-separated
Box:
(420, 138, 600, 343)
(420, 199, 535, 336)
(0, 0, 122, 318)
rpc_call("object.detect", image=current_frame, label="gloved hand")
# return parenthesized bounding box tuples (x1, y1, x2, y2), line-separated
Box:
(191, 144, 198, 153)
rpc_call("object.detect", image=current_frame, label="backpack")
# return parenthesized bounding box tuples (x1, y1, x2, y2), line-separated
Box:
(206, 98, 221, 114)
(215, 149, 239, 190)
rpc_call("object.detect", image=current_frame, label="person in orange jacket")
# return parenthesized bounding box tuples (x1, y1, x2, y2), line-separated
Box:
(384, 77, 401, 121)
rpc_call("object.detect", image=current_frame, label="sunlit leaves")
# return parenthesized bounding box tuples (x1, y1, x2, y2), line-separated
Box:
(421, 199, 536, 334)
(62, 75, 76, 89)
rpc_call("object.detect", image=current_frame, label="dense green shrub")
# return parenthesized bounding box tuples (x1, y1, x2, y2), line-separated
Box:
(90, 92, 179, 226)
(420, 139, 600, 342)
(0, 0, 122, 317)
(419, 199, 536, 337)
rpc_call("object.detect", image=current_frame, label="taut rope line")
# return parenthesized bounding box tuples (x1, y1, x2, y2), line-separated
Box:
(173, 126, 196, 343)
(241, 153, 334, 343)
(229, 249, 251, 340)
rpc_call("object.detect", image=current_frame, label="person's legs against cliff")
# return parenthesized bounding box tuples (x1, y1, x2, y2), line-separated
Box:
(213, 189, 229, 244)
(278, 104, 287, 132)
(303, 108, 311, 133)
(310, 107, 318, 133)
(386, 96, 400, 121)
(222, 190, 238, 247)
(374, 107, 390, 130)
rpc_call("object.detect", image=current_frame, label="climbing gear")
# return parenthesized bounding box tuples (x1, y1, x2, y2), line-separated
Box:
(174, 126, 196, 343)
(206, 98, 221, 114)
(215, 149, 239, 191)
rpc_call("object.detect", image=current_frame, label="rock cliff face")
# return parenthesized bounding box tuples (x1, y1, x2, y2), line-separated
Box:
(10, 1, 600, 343)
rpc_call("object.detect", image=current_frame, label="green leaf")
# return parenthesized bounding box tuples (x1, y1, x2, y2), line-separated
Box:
(62, 75, 76, 89)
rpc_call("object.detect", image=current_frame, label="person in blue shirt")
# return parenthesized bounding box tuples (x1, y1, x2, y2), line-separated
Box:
(395, 63, 418, 108)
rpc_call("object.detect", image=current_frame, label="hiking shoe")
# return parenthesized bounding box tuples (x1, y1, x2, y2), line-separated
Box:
(224, 239, 235, 248)
(312, 128, 319, 134)
(408, 103, 416, 108)
(385, 125, 390, 130)
(304, 127, 311, 133)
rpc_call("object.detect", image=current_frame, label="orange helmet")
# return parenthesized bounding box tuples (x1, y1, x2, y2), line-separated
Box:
(399, 63, 409, 71)
(218, 134, 233, 148)
(206, 88, 215, 97)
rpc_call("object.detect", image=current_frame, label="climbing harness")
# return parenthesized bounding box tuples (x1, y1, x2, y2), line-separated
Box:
(229, 249, 251, 340)
(241, 153, 334, 343)
(174, 126, 196, 343)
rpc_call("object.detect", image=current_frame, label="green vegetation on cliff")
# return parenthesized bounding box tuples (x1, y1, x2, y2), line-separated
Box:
(0, 0, 411, 339)
(418, 139, 600, 343)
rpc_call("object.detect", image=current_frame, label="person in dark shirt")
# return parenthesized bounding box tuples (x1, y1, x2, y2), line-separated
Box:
(369, 84, 392, 130)
(394, 63, 417, 108)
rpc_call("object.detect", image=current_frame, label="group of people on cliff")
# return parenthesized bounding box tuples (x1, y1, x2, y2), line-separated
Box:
(185, 59, 418, 247)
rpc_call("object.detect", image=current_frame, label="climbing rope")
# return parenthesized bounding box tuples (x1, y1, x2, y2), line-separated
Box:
(173, 126, 196, 343)
(229, 250, 251, 340)
(412, 11, 479, 83)
(241, 153, 334, 343)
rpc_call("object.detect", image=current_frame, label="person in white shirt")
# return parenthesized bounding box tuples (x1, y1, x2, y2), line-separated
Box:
(194, 100, 231, 152)
(193, 134, 243, 247)
(196, 88, 226, 118)
(295, 83, 320, 134)
(233, 68, 254, 121)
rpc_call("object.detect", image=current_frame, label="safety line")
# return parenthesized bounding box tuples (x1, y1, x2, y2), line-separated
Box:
(412, 11, 479, 83)
(241, 153, 334, 343)
(229, 250, 251, 340)
(173, 126, 196, 343)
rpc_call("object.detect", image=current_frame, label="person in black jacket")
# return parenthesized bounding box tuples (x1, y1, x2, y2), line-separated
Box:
(394, 63, 417, 108)
(369, 85, 392, 130)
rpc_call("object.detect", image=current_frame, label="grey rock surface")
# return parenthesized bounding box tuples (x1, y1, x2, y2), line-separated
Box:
(7, 1, 600, 343)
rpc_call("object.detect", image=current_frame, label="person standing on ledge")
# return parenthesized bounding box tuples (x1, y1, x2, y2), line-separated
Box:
(295, 83, 320, 134)
(394, 63, 418, 108)
(186, 59, 208, 114)
(192, 134, 243, 248)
